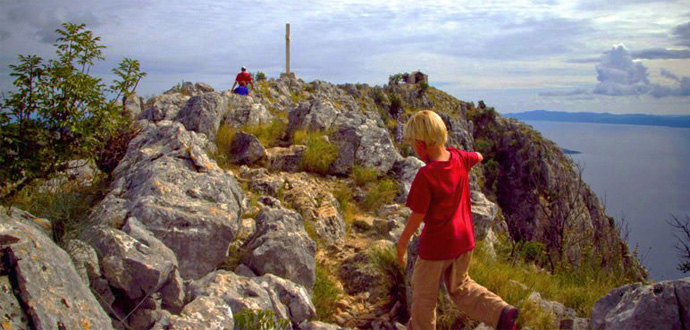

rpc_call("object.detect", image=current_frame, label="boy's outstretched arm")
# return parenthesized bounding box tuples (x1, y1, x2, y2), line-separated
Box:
(476, 152, 484, 163)
(396, 211, 425, 267)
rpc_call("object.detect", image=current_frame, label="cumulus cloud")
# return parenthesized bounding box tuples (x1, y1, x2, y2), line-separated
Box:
(593, 44, 650, 96)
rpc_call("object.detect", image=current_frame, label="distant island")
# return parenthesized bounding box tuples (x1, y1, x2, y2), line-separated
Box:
(505, 110, 690, 128)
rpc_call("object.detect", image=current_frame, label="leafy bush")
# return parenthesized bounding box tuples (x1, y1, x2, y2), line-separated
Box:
(418, 81, 429, 95)
(312, 260, 343, 322)
(0, 23, 145, 196)
(95, 123, 141, 175)
(300, 133, 338, 175)
(255, 71, 267, 81)
(361, 179, 398, 211)
(388, 94, 403, 118)
(234, 308, 290, 330)
(351, 165, 379, 187)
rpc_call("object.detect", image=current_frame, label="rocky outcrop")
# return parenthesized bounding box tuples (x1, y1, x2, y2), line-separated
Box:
(176, 92, 228, 141)
(91, 121, 244, 279)
(591, 278, 690, 329)
(241, 206, 317, 289)
(266, 145, 307, 172)
(228, 132, 267, 165)
(140, 93, 189, 122)
(186, 270, 315, 326)
(0, 207, 114, 329)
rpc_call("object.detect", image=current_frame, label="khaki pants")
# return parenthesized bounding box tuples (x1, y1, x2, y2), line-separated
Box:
(408, 250, 508, 330)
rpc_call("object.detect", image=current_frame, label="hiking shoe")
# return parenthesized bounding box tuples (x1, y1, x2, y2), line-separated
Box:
(497, 305, 519, 330)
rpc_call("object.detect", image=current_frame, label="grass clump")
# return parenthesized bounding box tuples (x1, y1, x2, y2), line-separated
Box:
(212, 123, 237, 169)
(234, 308, 290, 330)
(351, 165, 379, 187)
(468, 237, 632, 327)
(331, 183, 356, 225)
(361, 179, 398, 211)
(368, 244, 409, 321)
(300, 132, 338, 175)
(312, 260, 343, 322)
(4, 176, 106, 247)
(242, 120, 287, 147)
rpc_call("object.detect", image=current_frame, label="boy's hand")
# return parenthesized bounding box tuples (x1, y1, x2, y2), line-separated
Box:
(396, 242, 406, 268)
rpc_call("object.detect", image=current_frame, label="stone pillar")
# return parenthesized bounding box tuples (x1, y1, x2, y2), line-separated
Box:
(281, 23, 296, 80)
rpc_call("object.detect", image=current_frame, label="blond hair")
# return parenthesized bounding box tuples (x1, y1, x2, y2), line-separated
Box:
(403, 110, 447, 147)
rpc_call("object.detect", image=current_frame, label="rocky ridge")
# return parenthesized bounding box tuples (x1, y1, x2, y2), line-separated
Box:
(0, 77, 673, 329)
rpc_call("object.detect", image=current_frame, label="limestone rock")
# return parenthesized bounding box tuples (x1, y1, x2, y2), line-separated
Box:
(124, 92, 143, 120)
(141, 93, 189, 122)
(0, 275, 29, 330)
(225, 103, 274, 128)
(266, 145, 307, 172)
(93, 121, 243, 279)
(195, 82, 215, 93)
(470, 190, 498, 240)
(154, 296, 233, 330)
(289, 99, 340, 133)
(300, 320, 346, 330)
(390, 156, 424, 201)
(65, 239, 100, 286)
(229, 132, 267, 165)
(187, 270, 316, 325)
(241, 206, 317, 289)
(176, 92, 228, 141)
(0, 207, 113, 329)
(591, 278, 690, 329)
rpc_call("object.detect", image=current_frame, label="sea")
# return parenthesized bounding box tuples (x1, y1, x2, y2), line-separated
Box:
(523, 120, 690, 281)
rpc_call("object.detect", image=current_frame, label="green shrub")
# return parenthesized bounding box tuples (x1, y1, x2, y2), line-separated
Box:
(292, 129, 309, 145)
(234, 308, 290, 330)
(300, 133, 338, 175)
(351, 165, 379, 187)
(361, 179, 398, 211)
(1, 23, 145, 195)
(331, 183, 355, 225)
(255, 71, 267, 81)
(312, 260, 343, 322)
(419, 81, 429, 95)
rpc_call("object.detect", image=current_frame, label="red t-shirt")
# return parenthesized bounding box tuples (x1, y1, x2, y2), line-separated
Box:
(236, 72, 252, 84)
(406, 147, 480, 260)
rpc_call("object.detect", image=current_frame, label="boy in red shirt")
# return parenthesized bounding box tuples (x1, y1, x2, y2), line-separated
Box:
(396, 110, 518, 330)
(231, 66, 255, 92)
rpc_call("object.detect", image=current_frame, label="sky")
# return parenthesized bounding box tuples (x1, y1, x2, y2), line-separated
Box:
(1, 0, 689, 114)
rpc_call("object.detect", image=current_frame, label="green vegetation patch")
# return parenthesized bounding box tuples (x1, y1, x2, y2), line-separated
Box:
(312, 260, 343, 322)
(361, 179, 398, 212)
(299, 132, 338, 175)
(350, 165, 379, 187)
(368, 244, 409, 321)
(234, 308, 290, 330)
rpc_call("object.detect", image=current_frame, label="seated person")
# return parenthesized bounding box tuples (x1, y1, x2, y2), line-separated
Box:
(233, 82, 249, 96)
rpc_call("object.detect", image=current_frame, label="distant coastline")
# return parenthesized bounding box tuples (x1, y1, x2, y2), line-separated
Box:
(505, 110, 690, 128)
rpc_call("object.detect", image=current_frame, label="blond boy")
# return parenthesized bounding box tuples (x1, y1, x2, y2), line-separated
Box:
(396, 110, 518, 330)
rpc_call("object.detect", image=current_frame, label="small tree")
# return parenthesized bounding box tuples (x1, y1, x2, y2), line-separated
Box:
(668, 215, 690, 273)
(1, 23, 146, 196)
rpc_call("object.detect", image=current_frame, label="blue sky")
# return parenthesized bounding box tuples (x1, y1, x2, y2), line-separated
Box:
(1, 0, 689, 114)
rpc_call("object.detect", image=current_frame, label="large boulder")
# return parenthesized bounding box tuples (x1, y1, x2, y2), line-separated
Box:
(266, 145, 307, 172)
(92, 121, 244, 279)
(153, 296, 234, 330)
(241, 206, 317, 289)
(470, 190, 498, 240)
(229, 132, 267, 165)
(186, 270, 316, 325)
(390, 156, 425, 201)
(140, 93, 189, 122)
(224, 102, 274, 128)
(86, 218, 184, 312)
(176, 92, 228, 141)
(0, 207, 113, 329)
(591, 278, 690, 329)
(288, 99, 340, 133)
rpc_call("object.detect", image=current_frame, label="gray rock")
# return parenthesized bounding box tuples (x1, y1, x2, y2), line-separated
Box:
(2, 206, 52, 237)
(300, 320, 345, 330)
(527, 291, 577, 328)
(234, 264, 256, 277)
(195, 82, 215, 93)
(86, 224, 177, 301)
(0, 208, 114, 329)
(65, 239, 100, 286)
(266, 145, 307, 172)
(225, 103, 274, 128)
(93, 121, 243, 279)
(390, 156, 424, 201)
(229, 132, 267, 165)
(40, 159, 102, 193)
(591, 278, 690, 329)
(187, 270, 316, 325)
(124, 92, 143, 120)
(242, 206, 317, 289)
(0, 275, 29, 329)
(289, 99, 340, 133)
(155, 296, 234, 330)
(176, 92, 228, 141)
(141, 94, 189, 122)
(440, 112, 473, 150)
(470, 190, 498, 240)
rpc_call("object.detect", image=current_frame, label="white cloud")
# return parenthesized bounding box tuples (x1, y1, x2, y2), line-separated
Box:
(593, 44, 651, 96)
